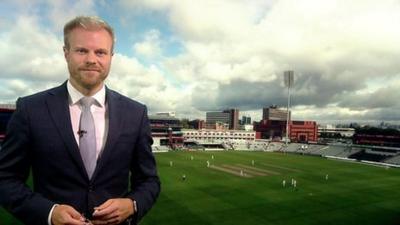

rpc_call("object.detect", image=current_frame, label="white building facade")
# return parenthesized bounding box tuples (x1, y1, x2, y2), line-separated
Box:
(182, 129, 256, 142)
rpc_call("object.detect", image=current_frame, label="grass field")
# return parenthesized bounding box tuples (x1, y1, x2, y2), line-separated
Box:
(2, 151, 400, 225)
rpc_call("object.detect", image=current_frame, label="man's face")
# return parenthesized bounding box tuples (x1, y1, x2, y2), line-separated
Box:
(64, 27, 113, 94)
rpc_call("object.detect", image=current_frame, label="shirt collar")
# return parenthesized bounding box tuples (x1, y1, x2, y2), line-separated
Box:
(67, 80, 106, 107)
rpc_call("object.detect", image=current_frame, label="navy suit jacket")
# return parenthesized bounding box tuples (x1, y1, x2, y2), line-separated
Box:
(0, 82, 160, 224)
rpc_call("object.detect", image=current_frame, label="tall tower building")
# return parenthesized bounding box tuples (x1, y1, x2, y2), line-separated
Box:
(262, 105, 289, 121)
(206, 112, 230, 125)
(206, 109, 239, 130)
(241, 115, 251, 125)
(223, 109, 239, 130)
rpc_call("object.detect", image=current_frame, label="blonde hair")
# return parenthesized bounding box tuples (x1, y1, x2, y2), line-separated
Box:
(63, 16, 115, 52)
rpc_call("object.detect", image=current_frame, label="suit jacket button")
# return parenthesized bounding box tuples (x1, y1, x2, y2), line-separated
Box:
(89, 186, 94, 192)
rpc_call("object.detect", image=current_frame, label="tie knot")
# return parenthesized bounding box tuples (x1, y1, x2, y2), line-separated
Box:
(80, 97, 96, 108)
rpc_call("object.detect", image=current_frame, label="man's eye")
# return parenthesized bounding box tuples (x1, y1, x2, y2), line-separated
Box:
(76, 49, 87, 54)
(96, 51, 107, 56)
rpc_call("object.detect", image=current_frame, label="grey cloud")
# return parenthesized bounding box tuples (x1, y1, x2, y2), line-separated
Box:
(291, 71, 366, 107)
(363, 107, 400, 121)
(310, 107, 400, 124)
(189, 79, 286, 112)
(337, 84, 400, 110)
(197, 70, 368, 112)
(190, 85, 220, 111)
(0, 79, 64, 102)
(216, 79, 286, 110)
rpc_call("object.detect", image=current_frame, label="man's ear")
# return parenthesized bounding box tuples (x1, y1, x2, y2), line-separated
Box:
(63, 46, 68, 59)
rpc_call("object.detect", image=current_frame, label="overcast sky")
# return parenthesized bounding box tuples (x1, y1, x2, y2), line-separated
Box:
(1, 0, 400, 124)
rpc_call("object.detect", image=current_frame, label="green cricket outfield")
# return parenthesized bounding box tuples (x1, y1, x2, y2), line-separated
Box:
(2, 151, 400, 225)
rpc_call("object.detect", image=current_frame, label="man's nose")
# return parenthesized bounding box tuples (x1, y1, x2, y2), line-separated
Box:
(85, 52, 97, 65)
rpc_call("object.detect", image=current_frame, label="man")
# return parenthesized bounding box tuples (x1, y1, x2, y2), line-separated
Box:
(0, 16, 160, 225)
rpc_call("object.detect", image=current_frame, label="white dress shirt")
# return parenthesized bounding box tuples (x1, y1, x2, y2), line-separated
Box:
(67, 80, 108, 158)
(48, 80, 109, 225)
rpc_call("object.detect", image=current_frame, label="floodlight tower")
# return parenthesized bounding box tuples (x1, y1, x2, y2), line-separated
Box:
(284, 70, 294, 146)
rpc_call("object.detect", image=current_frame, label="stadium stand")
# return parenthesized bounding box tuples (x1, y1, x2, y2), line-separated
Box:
(334, 147, 362, 158)
(152, 145, 171, 152)
(348, 149, 392, 162)
(307, 145, 329, 155)
(284, 143, 303, 153)
(266, 142, 284, 151)
(321, 145, 348, 157)
(169, 137, 400, 167)
(231, 142, 249, 150)
(384, 154, 400, 165)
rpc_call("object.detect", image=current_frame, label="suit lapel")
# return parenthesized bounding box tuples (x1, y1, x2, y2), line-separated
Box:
(46, 82, 89, 179)
(92, 88, 123, 179)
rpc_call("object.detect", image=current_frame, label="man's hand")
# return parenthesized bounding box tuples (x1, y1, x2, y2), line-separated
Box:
(91, 198, 135, 225)
(51, 204, 87, 225)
